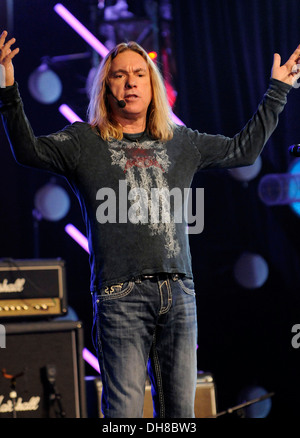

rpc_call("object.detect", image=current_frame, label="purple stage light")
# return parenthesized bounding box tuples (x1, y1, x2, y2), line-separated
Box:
(54, 3, 109, 58)
(65, 223, 89, 253)
(171, 111, 185, 126)
(82, 348, 100, 374)
(59, 104, 83, 123)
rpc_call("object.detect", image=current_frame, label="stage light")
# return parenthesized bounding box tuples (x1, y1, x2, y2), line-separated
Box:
(258, 158, 300, 217)
(171, 111, 185, 126)
(28, 63, 62, 104)
(288, 158, 300, 217)
(229, 156, 262, 182)
(54, 3, 109, 58)
(258, 171, 300, 206)
(237, 385, 272, 418)
(82, 348, 100, 374)
(65, 223, 90, 254)
(233, 252, 269, 289)
(103, 0, 133, 20)
(165, 80, 177, 108)
(59, 104, 83, 123)
(148, 51, 158, 60)
(34, 181, 70, 221)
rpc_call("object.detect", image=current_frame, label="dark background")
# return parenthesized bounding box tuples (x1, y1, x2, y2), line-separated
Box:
(1, 0, 300, 418)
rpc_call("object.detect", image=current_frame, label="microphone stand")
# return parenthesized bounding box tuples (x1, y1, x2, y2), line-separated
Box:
(1, 368, 24, 418)
(43, 365, 66, 418)
(48, 383, 66, 418)
(216, 391, 275, 418)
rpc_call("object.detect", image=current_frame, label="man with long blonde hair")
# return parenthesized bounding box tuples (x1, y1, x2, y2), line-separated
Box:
(88, 41, 175, 141)
(1, 29, 299, 417)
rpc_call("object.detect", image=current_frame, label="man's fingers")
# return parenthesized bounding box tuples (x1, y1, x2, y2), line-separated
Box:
(3, 37, 17, 53)
(286, 45, 300, 67)
(6, 47, 19, 61)
(2, 48, 19, 66)
(0, 30, 16, 53)
(273, 53, 281, 69)
(0, 35, 18, 63)
(292, 44, 300, 60)
(0, 30, 8, 46)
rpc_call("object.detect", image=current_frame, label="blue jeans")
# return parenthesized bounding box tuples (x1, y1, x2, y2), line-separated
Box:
(92, 274, 198, 418)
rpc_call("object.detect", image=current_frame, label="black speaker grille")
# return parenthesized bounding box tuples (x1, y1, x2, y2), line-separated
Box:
(0, 321, 86, 418)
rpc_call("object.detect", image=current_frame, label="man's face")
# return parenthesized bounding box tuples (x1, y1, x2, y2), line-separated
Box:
(107, 50, 152, 119)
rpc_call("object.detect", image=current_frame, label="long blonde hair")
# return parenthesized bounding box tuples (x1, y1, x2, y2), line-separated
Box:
(87, 42, 175, 141)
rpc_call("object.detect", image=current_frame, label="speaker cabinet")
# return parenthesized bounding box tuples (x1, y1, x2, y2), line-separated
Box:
(0, 321, 86, 418)
(85, 372, 217, 418)
(194, 373, 217, 418)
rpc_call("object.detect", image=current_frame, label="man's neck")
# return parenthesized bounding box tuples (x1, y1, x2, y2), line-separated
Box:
(114, 114, 147, 134)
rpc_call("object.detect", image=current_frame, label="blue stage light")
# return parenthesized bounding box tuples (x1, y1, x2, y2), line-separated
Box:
(288, 158, 300, 217)
(28, 64, 62, 104)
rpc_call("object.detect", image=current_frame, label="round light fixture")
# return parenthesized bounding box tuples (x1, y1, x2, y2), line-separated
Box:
(28, 64, 62, 104)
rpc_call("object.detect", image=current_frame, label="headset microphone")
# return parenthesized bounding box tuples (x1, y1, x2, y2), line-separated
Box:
(116, 98, 126, 108)
(108, 87, 126, 108)
(111, 92, 126, 108)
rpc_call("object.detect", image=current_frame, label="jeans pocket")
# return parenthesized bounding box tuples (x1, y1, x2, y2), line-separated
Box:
(177, 277, 196, 296)
(97, 281, 135, 302)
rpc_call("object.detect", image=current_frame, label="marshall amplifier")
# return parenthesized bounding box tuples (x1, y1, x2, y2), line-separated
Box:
(0, 320, 87, 418)
(0, 258, 67, 318)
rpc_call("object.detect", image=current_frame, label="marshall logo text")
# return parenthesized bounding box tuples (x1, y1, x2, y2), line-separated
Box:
(0, 395, 40, 413)
(0, 278, 26, 293)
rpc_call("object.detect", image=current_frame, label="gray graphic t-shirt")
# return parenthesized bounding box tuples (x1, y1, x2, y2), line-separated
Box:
(0, 79, 291, 290)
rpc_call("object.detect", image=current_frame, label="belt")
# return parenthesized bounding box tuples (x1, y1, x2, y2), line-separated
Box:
(134, 273, 182, 283)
